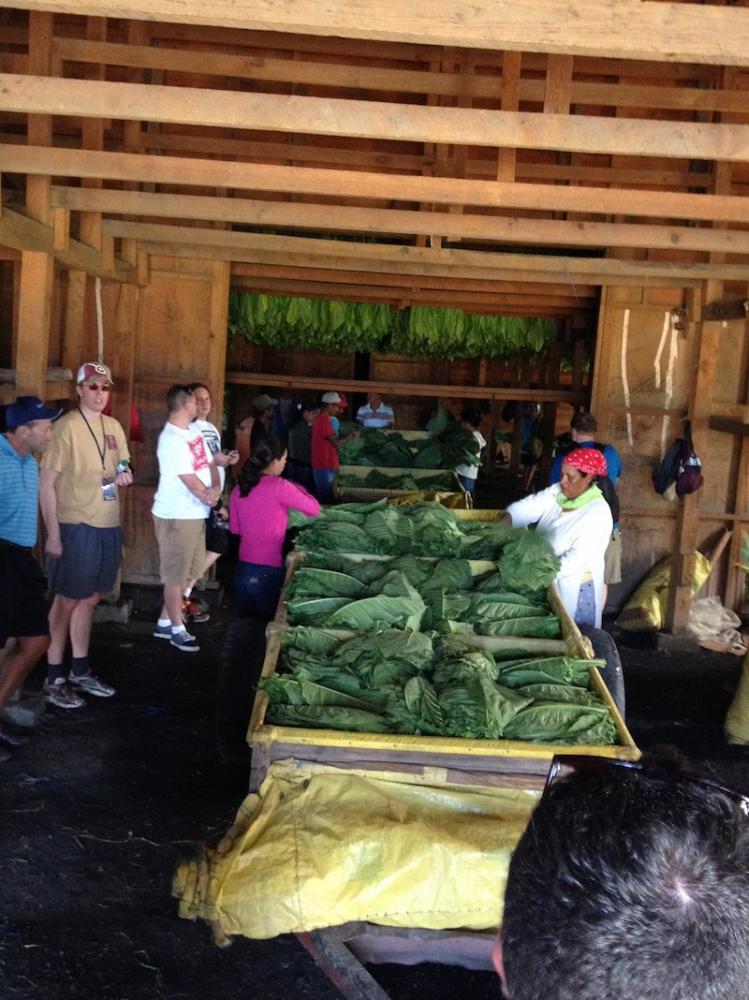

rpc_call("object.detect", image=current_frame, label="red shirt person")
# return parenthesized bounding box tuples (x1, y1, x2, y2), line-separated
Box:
(310, 391, 359, 503)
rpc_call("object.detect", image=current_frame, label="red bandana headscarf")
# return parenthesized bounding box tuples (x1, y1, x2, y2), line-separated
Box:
(564, 448, 608, 477)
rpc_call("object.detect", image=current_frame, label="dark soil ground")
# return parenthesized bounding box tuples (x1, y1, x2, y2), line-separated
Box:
(2, 582, 748, 1000)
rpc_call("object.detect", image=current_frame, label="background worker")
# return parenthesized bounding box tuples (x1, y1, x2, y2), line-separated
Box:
(310, 391, 360, 503)
(40, 363, 133, 708)
(549, 411, 623, 603)
(286, 401, 320, 494)
(507, 448, 612, 628)
(356, 391, 394, 429)
(455, 408, 486, 498)
(0, 396, 61, 760)
(181, 382, 239, 624)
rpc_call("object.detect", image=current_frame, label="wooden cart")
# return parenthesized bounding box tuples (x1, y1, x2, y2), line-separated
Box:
(334, 464, 467, 504)
(246, 529, 638, 997)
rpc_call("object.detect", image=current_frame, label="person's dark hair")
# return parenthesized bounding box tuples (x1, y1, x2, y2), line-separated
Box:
(502, 749, 749, 1000)
(186, 382, 209, 394)
(238, 435, 286, 497)
(166, 384, 193, 414)
(571, 412, 598, 435)
(460, 408, 481, 429)
(291, 400, 320, 426)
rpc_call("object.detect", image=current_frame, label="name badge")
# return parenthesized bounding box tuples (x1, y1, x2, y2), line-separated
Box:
(101, 477, 116, 501)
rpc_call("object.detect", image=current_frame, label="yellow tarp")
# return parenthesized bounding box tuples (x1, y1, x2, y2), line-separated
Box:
(174, 759, 538, 940)
(617, 551, 711, 632)
(725, 650, 749, 745)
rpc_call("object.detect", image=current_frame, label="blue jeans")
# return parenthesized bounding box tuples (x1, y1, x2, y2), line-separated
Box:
(457, 474, 477, 496)
(234, 562, 285, 620)
(313, 468, 336, 504)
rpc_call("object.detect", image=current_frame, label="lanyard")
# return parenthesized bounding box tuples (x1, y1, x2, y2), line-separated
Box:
(79, 410, 107, 471)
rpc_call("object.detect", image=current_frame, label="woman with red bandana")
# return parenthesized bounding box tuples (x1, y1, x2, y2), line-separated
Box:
(506, 448, 613, 628)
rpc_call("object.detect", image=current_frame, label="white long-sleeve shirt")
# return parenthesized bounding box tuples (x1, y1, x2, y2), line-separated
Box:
(506, 484, 613, 628)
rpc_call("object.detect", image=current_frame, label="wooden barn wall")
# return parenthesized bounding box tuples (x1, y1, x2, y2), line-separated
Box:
(591, 284, 749, 612)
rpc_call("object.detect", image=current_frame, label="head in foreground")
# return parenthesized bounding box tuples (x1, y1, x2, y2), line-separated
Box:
(499, 750, 749, 1000)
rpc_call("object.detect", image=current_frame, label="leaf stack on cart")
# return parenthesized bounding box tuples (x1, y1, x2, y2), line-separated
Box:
(251, 498, 637, 789)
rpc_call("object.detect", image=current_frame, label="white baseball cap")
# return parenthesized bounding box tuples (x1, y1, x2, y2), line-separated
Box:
(321, 391, 342, 404)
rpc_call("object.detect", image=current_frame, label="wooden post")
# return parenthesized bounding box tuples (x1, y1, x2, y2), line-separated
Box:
(16, 250, 54, 397)
(209, 260, 231, 420)
(665, 283, 720, 632)
(62, 270, 88, 382)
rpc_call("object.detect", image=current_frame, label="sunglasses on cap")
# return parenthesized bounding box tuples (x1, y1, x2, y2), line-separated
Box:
(82, 382, 113, 392)
(544, 754, 749, 817)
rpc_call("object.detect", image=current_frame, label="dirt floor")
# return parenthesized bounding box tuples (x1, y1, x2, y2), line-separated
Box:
(2, 583, 748, 1000)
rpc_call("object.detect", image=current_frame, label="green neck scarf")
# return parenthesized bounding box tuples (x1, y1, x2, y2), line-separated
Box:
(556, 483, 603, 511)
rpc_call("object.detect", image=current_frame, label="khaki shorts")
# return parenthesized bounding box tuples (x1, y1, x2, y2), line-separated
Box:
(153, 516, 206, 585)
(604, 527, 623, 586)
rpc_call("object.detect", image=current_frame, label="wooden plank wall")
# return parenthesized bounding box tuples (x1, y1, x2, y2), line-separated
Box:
(591, 282, 749, 614)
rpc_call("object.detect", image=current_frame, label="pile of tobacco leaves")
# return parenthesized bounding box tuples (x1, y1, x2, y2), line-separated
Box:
(336, 469, 458, 492)
(275, 500, 618, 745)
(262, 629, 616, 745)
(339, 424, 480, 470)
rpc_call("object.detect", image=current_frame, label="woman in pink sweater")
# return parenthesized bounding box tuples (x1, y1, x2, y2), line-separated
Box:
(229, 436, 320, 618)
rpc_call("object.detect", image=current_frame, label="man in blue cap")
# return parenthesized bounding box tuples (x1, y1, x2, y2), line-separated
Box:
(0, 395, 61, 761)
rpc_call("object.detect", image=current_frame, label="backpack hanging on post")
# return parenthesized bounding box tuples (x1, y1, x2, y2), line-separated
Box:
(652, 421, 702, 497)
(676, 421, 703, 496)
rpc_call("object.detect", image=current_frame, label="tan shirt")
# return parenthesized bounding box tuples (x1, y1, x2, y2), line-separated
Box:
(41, 409, 130, 528)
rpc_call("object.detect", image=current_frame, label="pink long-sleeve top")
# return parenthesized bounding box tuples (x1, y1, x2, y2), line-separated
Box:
(229, 475, 320, 567)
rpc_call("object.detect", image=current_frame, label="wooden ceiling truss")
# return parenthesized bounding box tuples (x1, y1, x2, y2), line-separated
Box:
(1, 2, 748, 323)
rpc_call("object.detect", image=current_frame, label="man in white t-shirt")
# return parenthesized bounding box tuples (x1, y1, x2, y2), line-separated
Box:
(180, 382, 238, 624)
(151, 385, 228, 653)
(356, 392, 395, 430)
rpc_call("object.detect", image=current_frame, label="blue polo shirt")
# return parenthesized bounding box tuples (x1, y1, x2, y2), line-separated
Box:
(0, 434, 40, 547)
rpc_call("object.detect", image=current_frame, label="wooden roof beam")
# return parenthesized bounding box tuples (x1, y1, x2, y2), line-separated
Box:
(51, 36, 749, 115)
(0, 205, 133, 280)
(100, 221, 748, 284)
(52, 185, 749, 257)
(10, 0, 749, 66)
(3, 73, 749, 161)
(6, 145, 746, 225)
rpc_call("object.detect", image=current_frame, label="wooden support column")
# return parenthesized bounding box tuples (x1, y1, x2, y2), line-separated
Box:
(16, 250, 54, 397)
(105, 280, 140, 436)
(79, 16, 107, 251)
(208, 260, 231, 415)
(665, 284, 719, 632)
(62, 270, 88, 379)
(25, 11, 52, 224)
(497, 51, 521, 182)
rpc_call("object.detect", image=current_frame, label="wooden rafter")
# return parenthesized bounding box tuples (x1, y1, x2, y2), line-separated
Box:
(3, 145, 747, 225)
(3, 73, 749, 162)
(99, 221, 749, 285)
(6, 0, 749, 66)
(48, 185, 749, 256)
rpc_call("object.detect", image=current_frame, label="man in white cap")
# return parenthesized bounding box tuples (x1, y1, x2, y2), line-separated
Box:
(39, 362, 133, 708)
(310, 391, 359, 503)
(0, 396, 61, 760)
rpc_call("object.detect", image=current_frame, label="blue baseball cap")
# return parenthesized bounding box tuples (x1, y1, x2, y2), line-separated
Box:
(6, 396, 62, 427)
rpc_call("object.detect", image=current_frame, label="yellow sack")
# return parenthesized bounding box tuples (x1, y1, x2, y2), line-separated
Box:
(725, 651, 749, 745)
(617, 552, 711, 632)
(174, 759, 537, 940)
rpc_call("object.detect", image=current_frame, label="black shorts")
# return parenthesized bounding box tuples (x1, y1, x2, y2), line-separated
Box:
(0, 543, 49, 645)
(205, 511, 230, 557)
